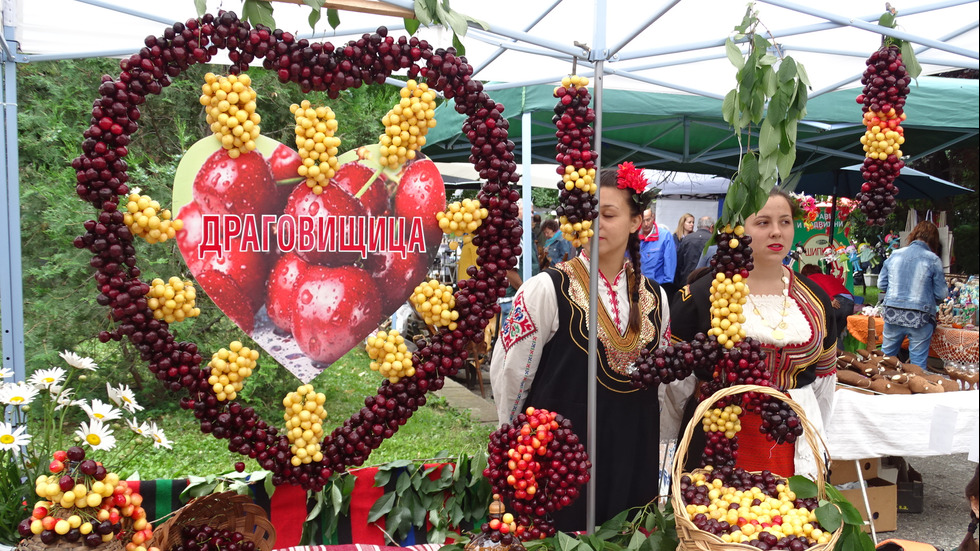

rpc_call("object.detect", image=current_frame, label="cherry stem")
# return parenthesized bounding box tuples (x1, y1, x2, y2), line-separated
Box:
(354, 166, 385, 198)
(276, 176, 304, 186)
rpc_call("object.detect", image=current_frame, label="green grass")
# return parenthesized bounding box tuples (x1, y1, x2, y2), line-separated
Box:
(126, 347, 491, 480)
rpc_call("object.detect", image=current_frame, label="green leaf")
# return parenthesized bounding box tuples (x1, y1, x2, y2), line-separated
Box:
(301, 0, 322, 8)
(722, 90, 738, 125)
(307, 490, 325, 521)
(759, 53, 778, 66)
(815, 502, 843, 530)
(387, 459, 414, 469)
(824, 482, 845, 502)
(327, 8, 340, 29)
(767, 92, 787, 125)
(776, 144, 796, 180)
(759, 119, 779, 157)
(452, 33, 466, 56)
(375, 468, 393, 487)
(837, 499, 866, 526)
(396, 471, 412, 493)
(387, 504, 409, 542)
(725, 39, 745, 70)
(331, 482, 343, 513)
(789, 475, 818, 498)
(405, 18, 420, 34)
(794, 82, 808, 111)
(901, 41, 922, 80)
(241, 0, 276, 31)
(763, 67, 777, 97)
(626, 528, 647, 550)
(753, 33, 771, 53)
(465, 14, 490, 31)
(776, 56, 797, 83)
(557, 531, 579, 551)
(795, 59, 811, 87)
(368, 491, 396, 522)
(878, 11, 896, 29)
(194, 0, 207, 16)
(415, 0, 434, 26)
(446, 11, 469, 38)
(264, 471, 276, 500)
(308, 8, 322, 29)
(750, 87, 766, 123)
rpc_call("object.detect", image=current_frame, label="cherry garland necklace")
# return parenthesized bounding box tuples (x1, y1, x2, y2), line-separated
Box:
(745, 273, 791, 341)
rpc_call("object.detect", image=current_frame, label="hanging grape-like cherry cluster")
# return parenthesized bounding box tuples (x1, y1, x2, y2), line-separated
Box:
(855, 44, 910, 225)
(552, 76, 597, 248)
(629, 333, 715, 390)
(74, 11, 522, 492)
(484, 408, 591, 541)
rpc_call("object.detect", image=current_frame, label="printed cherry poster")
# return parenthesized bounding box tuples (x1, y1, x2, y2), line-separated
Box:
(173, 135, 444, 382)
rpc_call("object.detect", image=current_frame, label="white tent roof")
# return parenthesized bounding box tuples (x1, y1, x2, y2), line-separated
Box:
(9, 0, 979, 100)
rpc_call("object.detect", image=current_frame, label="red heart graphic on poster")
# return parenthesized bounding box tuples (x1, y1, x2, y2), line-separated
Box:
(172, 136, 444, 382)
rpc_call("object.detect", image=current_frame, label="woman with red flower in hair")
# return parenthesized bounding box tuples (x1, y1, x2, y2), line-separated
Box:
(490, 163, 669, 528)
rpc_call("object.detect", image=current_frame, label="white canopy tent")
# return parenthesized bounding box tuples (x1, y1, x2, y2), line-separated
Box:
(3, 0, 978, 528)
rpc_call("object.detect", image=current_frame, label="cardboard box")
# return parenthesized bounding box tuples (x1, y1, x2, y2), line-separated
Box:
(830, 457, 880, 485)
(839, 478, 898, 532)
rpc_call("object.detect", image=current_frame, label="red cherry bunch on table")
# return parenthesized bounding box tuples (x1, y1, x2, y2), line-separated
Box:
(855, 44, 910, 225)
(73, 11, 521, 492)
(484, 408, 591, 541)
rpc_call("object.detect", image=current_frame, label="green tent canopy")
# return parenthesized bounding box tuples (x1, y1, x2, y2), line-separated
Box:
(424, 76, 978, 176)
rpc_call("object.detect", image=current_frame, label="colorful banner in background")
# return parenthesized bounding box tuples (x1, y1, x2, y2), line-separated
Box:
(792, 206, 854, 292)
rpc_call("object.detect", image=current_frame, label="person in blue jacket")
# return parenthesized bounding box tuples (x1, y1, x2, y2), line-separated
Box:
(638, 208, 676, 287)
(877, 220, 948, 369)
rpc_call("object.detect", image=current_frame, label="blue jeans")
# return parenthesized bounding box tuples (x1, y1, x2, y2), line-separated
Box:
(882, 322, 935, 369)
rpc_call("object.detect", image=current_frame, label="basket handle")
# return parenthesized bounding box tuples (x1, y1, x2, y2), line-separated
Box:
(670, 384, 830, 499)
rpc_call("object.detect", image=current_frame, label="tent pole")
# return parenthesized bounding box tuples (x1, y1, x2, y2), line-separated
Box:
(827, 173, 839, 241)
(522, 111, 532, 282)
(1, 22, 26, 390)
(587, 0, 608, 533)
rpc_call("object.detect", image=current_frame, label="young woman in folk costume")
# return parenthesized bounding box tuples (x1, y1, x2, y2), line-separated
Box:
(668, 189, 838, 477)
(490, 164, 670, 528)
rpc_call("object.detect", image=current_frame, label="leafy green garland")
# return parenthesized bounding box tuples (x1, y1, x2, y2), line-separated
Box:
(719, 4, 809, 227)
(199, 0, 487, 55)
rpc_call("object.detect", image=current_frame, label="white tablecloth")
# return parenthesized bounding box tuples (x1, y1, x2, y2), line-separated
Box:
(825, 389, 980, 461)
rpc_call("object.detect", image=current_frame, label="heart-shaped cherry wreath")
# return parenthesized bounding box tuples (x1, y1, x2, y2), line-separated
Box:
(72, 11, 529, 493)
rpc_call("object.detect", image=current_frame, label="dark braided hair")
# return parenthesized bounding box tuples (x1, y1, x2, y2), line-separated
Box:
(599, 167, 651, 334)
(961, 465, 980, 551)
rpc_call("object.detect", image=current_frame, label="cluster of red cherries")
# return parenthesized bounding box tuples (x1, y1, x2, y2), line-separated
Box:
(629, 333, 715, 389)
(551, 77, 597, 243)
(855, 44, 911, 225)
(484, 408, 591, 541)
(174, 524, 255, 551)
(73, 11, 521, 492)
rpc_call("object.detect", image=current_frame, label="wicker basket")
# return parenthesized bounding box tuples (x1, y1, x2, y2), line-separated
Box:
(17, 536, 125, 551)
(670, 384, 841, 551)
(148, 492, 276, 551)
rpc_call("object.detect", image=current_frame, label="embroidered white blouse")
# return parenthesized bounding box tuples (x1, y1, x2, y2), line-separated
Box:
(489, 255, 671, 424)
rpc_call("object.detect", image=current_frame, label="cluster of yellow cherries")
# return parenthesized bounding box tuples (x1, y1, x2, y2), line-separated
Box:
(365, 330, 416, 383)
(290, 100, 341, 194)
(707, 227, 749, 349)
(437, 198, 489, 249)
(145, 277, 200, 323)
(410, 279, 459, 330)
(123, 191, 182, 244)
(701, 404, 743, 439)
(200, 73, 261, 158)
(283, 384, 327, 466)
(207, 341, 259, 401)
(859, 108, 906, 161)
(378, 80, 437, 167)
(684, 471, 832, 545)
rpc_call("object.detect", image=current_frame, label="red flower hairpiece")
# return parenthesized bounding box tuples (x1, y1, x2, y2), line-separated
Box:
(616, 162, 647, 194)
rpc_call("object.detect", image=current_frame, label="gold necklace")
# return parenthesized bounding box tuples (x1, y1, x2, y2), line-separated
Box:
(746, 273, 791, 340)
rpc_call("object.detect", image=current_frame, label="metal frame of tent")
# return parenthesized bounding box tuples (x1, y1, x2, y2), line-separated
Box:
(3, 0, 978, 532)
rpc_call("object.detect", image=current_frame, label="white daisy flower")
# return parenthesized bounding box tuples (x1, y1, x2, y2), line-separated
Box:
(28, 367, 67, 389)
(106, 383, 143, 413)
(54, 389, 84, 410)
(75, 419, 116, 451)
(81, 398, 122, 422)
(0, 422, 31, 450)
(60, 350, 98, 371)
(125, 417, 150, 436)
(0, 367, 13, 380)
(0, 383, 40, 406)
(147, 422, 172, 449)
